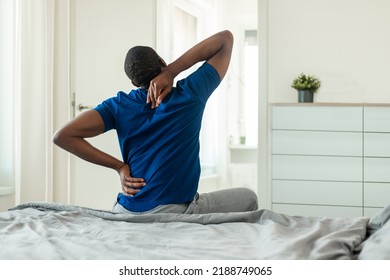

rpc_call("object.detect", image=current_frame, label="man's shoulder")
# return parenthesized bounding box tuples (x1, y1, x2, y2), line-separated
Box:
(106, 89, 146, 104)
(194, 62, 219, 76)
(181, 62, 220, 84)
(174, 62, 220, 104)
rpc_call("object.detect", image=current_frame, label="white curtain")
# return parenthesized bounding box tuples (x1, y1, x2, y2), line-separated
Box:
(0, 0, 16, 196)
(18, 0, 55, 203)
(0, 0, 55, 206)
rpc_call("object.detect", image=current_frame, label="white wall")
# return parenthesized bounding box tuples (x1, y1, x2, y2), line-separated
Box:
(257, 0, 390, 209)
(266, 0, 390, 103)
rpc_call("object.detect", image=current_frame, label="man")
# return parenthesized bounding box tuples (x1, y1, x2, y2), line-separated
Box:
(53, 30, 258, 214)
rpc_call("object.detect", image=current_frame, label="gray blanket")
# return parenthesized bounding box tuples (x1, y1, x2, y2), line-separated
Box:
(358, 204, 390, 259)
(0, 202, 387, 260)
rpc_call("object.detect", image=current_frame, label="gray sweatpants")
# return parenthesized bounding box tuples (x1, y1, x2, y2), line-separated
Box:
(112, 187, 258, 215)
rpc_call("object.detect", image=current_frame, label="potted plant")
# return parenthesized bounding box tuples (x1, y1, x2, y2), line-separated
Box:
(291, 73, 321, 103)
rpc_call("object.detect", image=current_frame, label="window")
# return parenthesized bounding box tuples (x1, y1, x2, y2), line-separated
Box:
(0, 0, 16, 195)
(173, 7, 198, 81)
(241, 30, 258, 146)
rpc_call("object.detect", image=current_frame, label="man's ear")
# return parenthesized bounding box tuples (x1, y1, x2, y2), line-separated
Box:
(159, 57, 167, 67)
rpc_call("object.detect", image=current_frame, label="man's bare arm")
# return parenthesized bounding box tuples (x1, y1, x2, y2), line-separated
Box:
(53, 110, 145, 195)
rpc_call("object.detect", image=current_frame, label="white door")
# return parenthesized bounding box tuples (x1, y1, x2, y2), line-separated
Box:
(70, 0, 155, 210)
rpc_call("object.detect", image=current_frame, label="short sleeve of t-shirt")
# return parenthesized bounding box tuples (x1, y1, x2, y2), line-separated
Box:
(182, 62, 221, 104)
(94, 97, 118, 132)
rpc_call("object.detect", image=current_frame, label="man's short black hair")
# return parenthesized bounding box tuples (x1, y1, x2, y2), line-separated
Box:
(124, 46, 162, 88)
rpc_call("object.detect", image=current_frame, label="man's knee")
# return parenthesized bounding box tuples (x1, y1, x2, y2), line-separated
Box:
(236, 187, 258, 211)
(247, 188, 259, 211)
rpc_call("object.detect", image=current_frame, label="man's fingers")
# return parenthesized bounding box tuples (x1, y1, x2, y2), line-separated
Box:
(118, 163, 145, 196)
(147, 88, 157, 109)
(122, 179, 145, 196)
(152, 89, 162, 108)
(157, 87, 171, 106)
(122, 186, 141, 196)
(146, 92, 151, 103)
(124, 177, 145, 187)
(124, 181, 145, 188)
(148, 82, 168, 109)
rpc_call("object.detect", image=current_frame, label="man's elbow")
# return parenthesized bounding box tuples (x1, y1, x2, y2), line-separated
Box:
(222, 30, 234, 48)
(52, 129, 66, 148)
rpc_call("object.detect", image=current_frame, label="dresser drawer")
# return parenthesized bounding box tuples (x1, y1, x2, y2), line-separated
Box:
(273, 180, 362, 206)
(364, 207, 384, 218)
(364, 133, 390, 157)
(272, 204, 363, 218)
(364, 158, 390, 182)
(272, 130, 362, 156)
(364, 107, 390, 132)
(272, 155, 362, 181)
(364, 183, 390, 207)
(272, 106, 362, 131)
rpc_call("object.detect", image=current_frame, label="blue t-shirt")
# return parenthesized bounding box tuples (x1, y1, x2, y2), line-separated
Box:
(94, 62, 221, 211)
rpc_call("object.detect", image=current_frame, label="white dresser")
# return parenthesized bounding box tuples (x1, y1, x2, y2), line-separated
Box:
(271, 103, 390, 217)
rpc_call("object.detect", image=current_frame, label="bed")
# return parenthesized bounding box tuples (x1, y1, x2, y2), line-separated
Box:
(0, 201, 389, 260)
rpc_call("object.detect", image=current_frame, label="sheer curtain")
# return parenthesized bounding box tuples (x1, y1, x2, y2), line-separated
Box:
(0, 0, 16, 196)
(0, 0, 55, 208)
(17, 0, 54, 203)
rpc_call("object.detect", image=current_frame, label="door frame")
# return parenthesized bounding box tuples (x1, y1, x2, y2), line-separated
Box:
(52, 0, 72, 205)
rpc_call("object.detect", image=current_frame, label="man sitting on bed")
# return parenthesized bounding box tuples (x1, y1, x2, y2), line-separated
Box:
(53, 30, 258, 214)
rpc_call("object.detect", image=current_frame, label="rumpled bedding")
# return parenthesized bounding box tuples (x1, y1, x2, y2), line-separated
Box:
(358, 204, 390, 259)
(0, 202, 388, 259)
